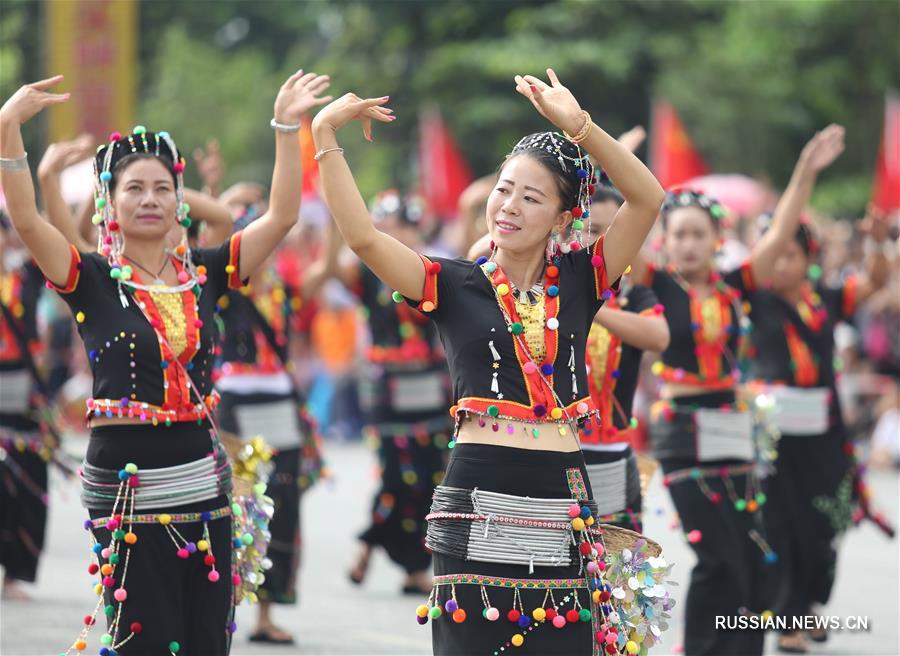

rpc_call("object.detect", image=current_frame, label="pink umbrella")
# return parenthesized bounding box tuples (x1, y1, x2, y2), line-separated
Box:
(683, 174, 776, 218)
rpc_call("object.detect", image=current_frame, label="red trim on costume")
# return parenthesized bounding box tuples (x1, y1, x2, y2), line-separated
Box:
(0, 270, 24, 361)
(657, 365, 736, 390)
(129, 258, 200, 412)
(842, 275, 858, 319)
(227, 231, 244, 289)
(585, 300, 624, 438)
(639, 262, 657, 287)
(487, 261, 560, 412)
(454, 395, 595, 423)
(784, 323, 819, 386)
(739, 260, 756, 292)
(415, 255, 440, 313)
(45, 244, 82, 294)
(85, 392, 220, 425)
(591, 235, 610, 299)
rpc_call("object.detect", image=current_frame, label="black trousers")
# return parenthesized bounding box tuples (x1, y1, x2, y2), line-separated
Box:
(763, 427, 851, 625)
(431, 444, 595, 656)
(359, 425, 448, 574)
(652, 393, 770, 656)
(0, 414, 47, 583)
(86, 423, 234, 655)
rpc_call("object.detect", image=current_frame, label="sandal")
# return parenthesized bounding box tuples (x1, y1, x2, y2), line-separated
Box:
(248, 627, 295, 645)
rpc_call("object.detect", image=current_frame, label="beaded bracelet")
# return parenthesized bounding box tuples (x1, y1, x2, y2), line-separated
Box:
(564, 111, 592, 144)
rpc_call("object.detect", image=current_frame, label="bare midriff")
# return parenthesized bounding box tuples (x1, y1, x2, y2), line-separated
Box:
(89, 416, 164, 428)
(455, 416, 582, 452)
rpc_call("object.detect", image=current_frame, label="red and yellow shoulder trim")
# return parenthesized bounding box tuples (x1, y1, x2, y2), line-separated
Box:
(842, 275, 858, 319)
(590, 236, 611, 300)
(46, 244, 82, 294)
(226, 232, 244, 289)
(415, 254, 441, 313)
(739, 260, 756, 293)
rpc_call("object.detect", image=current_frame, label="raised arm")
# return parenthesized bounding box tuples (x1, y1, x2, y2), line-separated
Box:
(36, 134, 96, 253)
(312, 93, 426, 300)
(750, 124, 845, 284)
(514, 69, 665, 282)
(0, 76, 78, 285)
(301, 216, 356, 301)
(854, 204, 894, 303)
(237, 70, 332, 280)
(593, 306, 669, 352)
(183, 188, 232, 247)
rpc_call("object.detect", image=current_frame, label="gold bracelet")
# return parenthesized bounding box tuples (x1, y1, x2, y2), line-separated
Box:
(564, 111, 592, 144)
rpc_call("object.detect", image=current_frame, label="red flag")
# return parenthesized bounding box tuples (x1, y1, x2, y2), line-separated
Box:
(872, 91, 900, 213)
(418, 108, 473, 220)
(300, 114, 319, 197)
(650, 100, 709, 189)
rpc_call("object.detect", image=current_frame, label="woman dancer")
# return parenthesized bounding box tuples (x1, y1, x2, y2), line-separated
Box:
(747, 208, 889, 653)
(326, 191, 453, 595)
(580, 180, 669, 534)
(0, 212, 55, 601)
(636, 125, 845, 656)
(0, 70, 330, 654)
(215, 199, 324, 645)
(313, 69, 669, 654)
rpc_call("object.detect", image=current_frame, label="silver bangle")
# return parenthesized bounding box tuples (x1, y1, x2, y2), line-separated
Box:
(0, 152, 28, 171)
(314, 147, 345, 161)
(270, 118, 301, 133)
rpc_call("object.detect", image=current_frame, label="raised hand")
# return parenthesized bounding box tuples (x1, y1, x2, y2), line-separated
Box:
(513, 68, 585, 136)
(37, 133, 94, 179)
(617, 125, 647, 153)
(192, 139, 224, 195)
(219, 182, 266, 211)
(799, 124, 845, 175)
(859, 203, 892, 243)
(311, 92, 394, 142)
(273, 70, 333, 126)
(0, 75, 70, 126)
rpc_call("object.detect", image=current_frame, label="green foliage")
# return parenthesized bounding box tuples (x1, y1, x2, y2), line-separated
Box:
(5, 0, 899, 213)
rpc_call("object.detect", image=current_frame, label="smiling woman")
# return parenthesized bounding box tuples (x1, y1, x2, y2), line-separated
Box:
(312, 69, 670, 655)
(0, 69, 331, 654)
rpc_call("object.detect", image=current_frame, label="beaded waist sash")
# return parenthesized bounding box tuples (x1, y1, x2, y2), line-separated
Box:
(426, 485, 599, 573)
(80, 448, 232, 510)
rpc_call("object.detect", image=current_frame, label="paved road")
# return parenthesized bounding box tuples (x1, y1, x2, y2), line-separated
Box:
(2, 439, 898, 655)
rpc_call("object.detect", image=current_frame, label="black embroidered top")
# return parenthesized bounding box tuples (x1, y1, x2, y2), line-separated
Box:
(644, 263, 755, 390)
(745, 277, 858, 392)
(582, 283, 660, 441)
(216, 269, 303, 377)
(49, 233, 245, 424)
(358, 264, 445, 369)
(407, 237, 612, 424)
